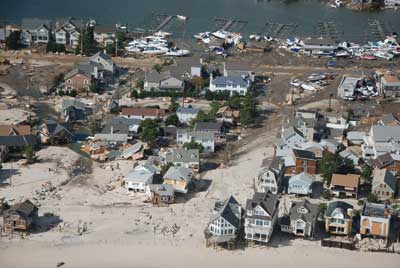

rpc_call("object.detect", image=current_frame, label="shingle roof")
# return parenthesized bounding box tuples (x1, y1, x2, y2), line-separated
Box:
(165, 148, 199, 163)
(288, 199, 320, 223)
(289, 172, 314, 185)
(372, 168, 397, 192)
(0, 135, 37, 147)
(21, 18, 51, 31)
(0, 125, 31, 136)
(246, 192, 279, 220)
(62, 99, 86, 110)
(362, 202, 390, 218)
(6, 200, 37, 218)
(325, 201, 353, 218)
(194, 122, 223, 132)
(293, 149, 316, 160)
(163, 166, 194, 183)
(177, 107, 200, 115)
(211, 196, 242, 229)
(121, 108, 166, 117)
(330, 174, 360, 188)
(211, 76, 249, 88)
(371, 125, 400, 142)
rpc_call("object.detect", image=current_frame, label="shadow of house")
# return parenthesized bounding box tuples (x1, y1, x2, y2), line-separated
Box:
(0, 168, 21, 187)
(31, 214, 63, 233)
(173, 179, 212, 204)
(310, 181, 324, 199)
(201, 162, 219, 173)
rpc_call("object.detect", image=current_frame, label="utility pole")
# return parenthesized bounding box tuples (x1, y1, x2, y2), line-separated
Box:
(80, 26, 83, 56)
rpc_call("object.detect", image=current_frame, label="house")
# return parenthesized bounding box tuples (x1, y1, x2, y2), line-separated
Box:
(93, 25, 116, 46)
(163, 166, 194, 194)
(256, 156, 285, 194)
(346, 131, 366, 146)
(176, 129, 215, 153)
(145, 184, 175, 205)
(38, 120, 73, 145)
(280, 199, 320, 238)
(295, 109, 319, 121)
(281, 127, 306, 149)
(360, 203, 391, 238)
(119, 142, 144, 160)
(93, 132, 129, 145)
(62, 99, 90, 123)
(124, 164, 156, 192)
(288, 172, 314, 196)
(325, 201, 354, 236)
(244, 192, 279, 243)
(367, 152, 400, 175)
(64, 68, 92, 93)
(21, 18, 51, 45)
(376, 69, 400, 97)
(2, 200, 38, 234)
(55, 27, 69, 45)
(108, 116, 141, 133)
(216, 106, 240, 124)
(75, 61, 103, 79)
(144, 70, 184, 92)
(339, 148, 360, 166)
(165, 148, 200, 173)
(89, 51, 114, 74)
(337, 76, 360, 99)
(121, 108, 166, 120)
(329, 174, 360, 198)
(371, 168, 397, 200)
(55, 18, 82, 47)
(0, 125, 37, 151)
(302, 38, 337, 54)
(194, 121, 225, 144)
(176, 106, 200, 124)
(287, 117, 315, 142)
(289, 149, 318, 175)
(362, 125, 400, 159)
(209, 75, 250, 96)
(205, 196, 243, 246)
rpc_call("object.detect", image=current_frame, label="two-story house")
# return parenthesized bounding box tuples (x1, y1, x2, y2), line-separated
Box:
(256, 155, 285, 194)
(144, 70, 184, 92)
(287, 117, 315, 142)
(163, 166, 194, 194)
(124, 164, 156, 192)
(21, 18, 51, 46)
(64, 68, 92, 93)
(372, 168, 397, 200)
(281, 127, 306, 149)
(325, 201, 354, 236)
(176, 106, 200, 124)
(165, 148, 200, 173)
(288, 172, 314, 196)
(176, 129, 215, 153)
(93, 25, 116, 46)
(205, 196, 243, 246)
(280, 199, 320, 238)
(360, 203, 391, 239)
(362, 125, 400, 159)
(329, 173, 360, 198)
(209, 75, 250, 96)
(289, 149, 318, 175)
(244, 192, 279, 244)
(368, 152, 400, 175)
(120, 108, 167, 121)
(194, 121, 226, 144)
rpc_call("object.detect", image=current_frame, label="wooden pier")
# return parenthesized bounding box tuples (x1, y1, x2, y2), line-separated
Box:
(316, 21, 340, 41)
(367, 19, 389, 41)
(264, 21, 297, 38)
(215, 17, 248, 32)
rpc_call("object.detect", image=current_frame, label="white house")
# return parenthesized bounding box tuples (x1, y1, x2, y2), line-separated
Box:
(55, 27, 68, 45)
(362, 125, 400, 159)
(124, 164, 156, 192)
(176, 106, 200, 124)
(256, 156, 285, 194)
(287, 172, 314, 195)
(90, 51, 114, 74)
(205, 196, 243, 241)
(209, 75, 250, 96)
(176, 129, 215, 153)
(244, 192, 279, 243)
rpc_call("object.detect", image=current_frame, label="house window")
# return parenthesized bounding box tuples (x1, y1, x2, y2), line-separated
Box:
(68, 79, 72, 84)
(84, 79, 88, 85)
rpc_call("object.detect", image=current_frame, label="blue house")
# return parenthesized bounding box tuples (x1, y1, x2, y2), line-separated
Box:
(288, 172, 314, 195)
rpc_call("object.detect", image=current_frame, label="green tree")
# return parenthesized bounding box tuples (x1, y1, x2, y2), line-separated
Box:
(152, 64, 163, 73)
(130, 89, 139, 98)
(24, 146, 36, 164)
(361, 164, 373, 182)
(140, 119, 158, 143)
(168, 99, 180, 113)
(161, 162, 173, 176)
(240, 94, 258, 126)
(322, 189, 330, 200)
(367, 193, 379, 203)
(191, 76, 205, 98)
(75, 26, 96, 55)
(6, 31, 21, 50)
(319, 152, 340, 184)
(90, 83, 100, 94)
(105, 43, 115, 56)
(183, 141, 204, 152)
(165, 113, 179, 126)
(136, 80, 144, 91)
(88, 117, 101, 136)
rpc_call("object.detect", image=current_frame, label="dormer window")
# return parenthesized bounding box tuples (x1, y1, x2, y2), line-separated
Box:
(297, 207, 308, 214)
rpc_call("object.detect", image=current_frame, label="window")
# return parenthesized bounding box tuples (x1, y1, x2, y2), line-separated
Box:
(67, 79, 72, 84)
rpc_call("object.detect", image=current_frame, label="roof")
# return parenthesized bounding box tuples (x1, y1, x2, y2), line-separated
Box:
(211, 76, 249, 88)
(5, 200, 37, 218)
(347, 131, 366, 141)
(125, 164, 156, 182)
(380, 113, 400, 126)
(64, 67, 92, 80)
(246, 192, 279, 220)
(62, 99, 86, 111)
(42, 120, 73, 136)
(121, 108, 166, 117)
(93, 133, 128, 143)
(90, 51, 113, 64)
(211, 196, 242, 229)
(288, 199, 320, 223)
(148, 184, 174, 196)
(260, 155, 284, 171)
(303, 38, 336, 46)
(101, 124, 129, 135)
(163, 166, 194, 183)
(120, 142, 143, 158)
(282, 126, 304, 140)
(216, 106, 240, 118)
(289, 172, 314, 185)
(362, 203, 391, 219)
(372, 168, 397, 192)
(165, 148, 199, 163)
(145, 70, 173, 83)
(21, 18, 51, 31)
(371, 125, 400, 142)
(0, 135, 37, 147)
(194, 121, 223, 132)
(177, 106, 200, 115)
(369, 153, 395, 169)
(330, 174, 360, 188)
(325, 201, 353, 218)
(109, 116, 141, 127)
(190, 131, 214, 141)
(0, 125, 31, 136)
(94, 25, 116, 34)
(293, 149, 316, 160)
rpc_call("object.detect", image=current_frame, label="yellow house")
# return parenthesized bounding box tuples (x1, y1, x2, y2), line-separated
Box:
(325, 201, 353, 235)
(163, 166, 194, 194)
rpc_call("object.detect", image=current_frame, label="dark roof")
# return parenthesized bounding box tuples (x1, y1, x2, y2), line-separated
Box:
(94, 25, 116, 34)
(288, 199, 320, 223)
(0, 135, 37, 147)
(194, 121, 223, 132)
(325, 201, 353, 218)
(362, 203, 390, 218)
(43, 120, 73, 136)
(21, 18, 51, 31)
(211, 196, 242, 228)
(246, 192, 279, 220)
(368, 153, 394, 169)
(303, 38, 336, 46)
(110, 117, 141, 126)
(6, 200, 37, 218)
(64, 67, 92, 80)
(261, 155, 284, 170)
(101, 124, 129, 135)
(293, 149, 316, 160)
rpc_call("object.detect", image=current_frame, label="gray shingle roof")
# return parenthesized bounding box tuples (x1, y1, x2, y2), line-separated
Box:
(372, 168, 397, 192)
(211, 76, 249, 88)
(165, 148, 199, 163)
(163, 166, 194, 183)
(194, 121, 223, 132)
(288, 199, 320, 223)
(177, 107, 200, 115)
(246, 192, 279, 220)
(371, 125, 400, 142)
(21, 18, 51, 31)
(211, 196, 242, 229)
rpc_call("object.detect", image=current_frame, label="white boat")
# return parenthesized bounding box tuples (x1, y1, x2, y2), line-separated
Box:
(290, 79, 303, 87)
(336, 51, 350, 57)
(374, 51, 394, 61)
(153, 31, 172, 37)
(176, 15, 188, 21)
(301, 83, 318, 92)
(125, 46, 141, 53)
(141, 46, 168, 55)
(249, 35, 261, 41)
(165, 48, 191, 57)
(212, 30, 229, 39)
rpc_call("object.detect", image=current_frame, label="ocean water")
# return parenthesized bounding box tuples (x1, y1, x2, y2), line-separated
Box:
(1, 0, 399, 42)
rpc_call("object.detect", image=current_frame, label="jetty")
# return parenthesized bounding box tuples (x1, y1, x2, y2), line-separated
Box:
(367, 19, 389, 41)
(215, 17, 248, 32)
(316, 21, 340, 42)
(264, 21, 297, 38)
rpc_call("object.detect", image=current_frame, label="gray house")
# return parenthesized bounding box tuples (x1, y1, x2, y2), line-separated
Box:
(90, 51, 114, 74)
(176, 107, 200, 124)
(372, 168, 397, 200)
(144, 70, 184, 92)
(165, 148, 200, 173)
(288, 172, 314, 195)
(21, 18, 52, 46)
(280, 199, 320, 238)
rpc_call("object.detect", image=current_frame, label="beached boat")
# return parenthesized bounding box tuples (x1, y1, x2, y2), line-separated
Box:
(165, 48, 191, 57)
(141, 46, 168, 55)
(176, 15, 188, 21)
